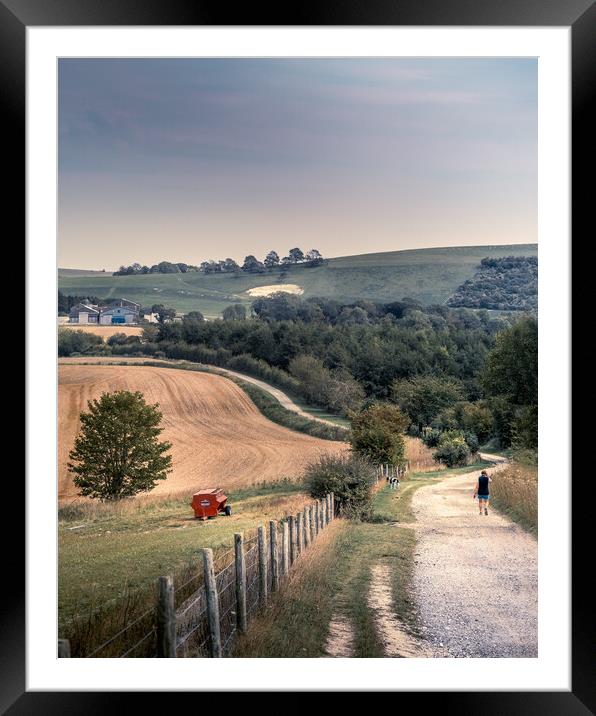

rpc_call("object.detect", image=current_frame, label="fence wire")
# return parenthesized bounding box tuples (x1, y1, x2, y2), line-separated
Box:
(245, 543, 260, 619)
(66, 496, 333, 658)
(215, 561, 237, 656)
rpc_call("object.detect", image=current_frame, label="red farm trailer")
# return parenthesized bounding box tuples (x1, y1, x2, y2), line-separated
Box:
(191, 488, 232, 520)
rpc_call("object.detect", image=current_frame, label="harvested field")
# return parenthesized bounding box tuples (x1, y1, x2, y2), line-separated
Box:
(59, 324, 144, 340)
(59, 364, 347, 501)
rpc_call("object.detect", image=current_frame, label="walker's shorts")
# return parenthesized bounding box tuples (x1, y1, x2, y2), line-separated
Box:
(477, 494, 490, 501)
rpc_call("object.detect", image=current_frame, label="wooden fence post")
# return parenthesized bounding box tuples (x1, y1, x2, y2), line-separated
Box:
(314, 501, 319, 536)
(310, 504, 316, 541)
(304, 507, 311, 548)
(296, 512, 302, 556)
(289, 515, 296, 565)
(282, 519, 289, 576)
(203, 549, 222, 657)
(234, 533, 247, 633)
(270, 520, 279, 592)
(156, 575, 176, 658)
(58, 639, 70, 658)
(330, 492, 335, 520)
(319, 498, 325, 529)
(258, 525, 268, 608)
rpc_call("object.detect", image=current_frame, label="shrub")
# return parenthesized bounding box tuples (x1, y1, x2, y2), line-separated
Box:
(421, 428, 442, 448)
(432, 430, 471, 467)
(222, 304, 247, 320)
(463, 431, 479, 453)
(349, 402, 409, 466)
(58, 328, 103, 357)
(303, 453, 376, 520)
(107, 332, 129, 346)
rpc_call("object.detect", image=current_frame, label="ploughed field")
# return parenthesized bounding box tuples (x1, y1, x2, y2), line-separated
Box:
(58, 364, 347, 502)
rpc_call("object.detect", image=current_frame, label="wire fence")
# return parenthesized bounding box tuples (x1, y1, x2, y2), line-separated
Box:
(60, 493, 336, 659)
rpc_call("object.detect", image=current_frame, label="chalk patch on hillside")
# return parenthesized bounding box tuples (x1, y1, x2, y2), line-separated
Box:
(246, 284, 304, 297)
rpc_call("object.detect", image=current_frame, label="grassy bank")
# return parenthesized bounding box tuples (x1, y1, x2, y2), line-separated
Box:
(490, 461, 538, 534)
(230, 378, 347, 441)
(233, 478, 434, 658)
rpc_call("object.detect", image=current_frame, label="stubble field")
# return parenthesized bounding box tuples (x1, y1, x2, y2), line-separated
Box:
(58, 364, 347, 502)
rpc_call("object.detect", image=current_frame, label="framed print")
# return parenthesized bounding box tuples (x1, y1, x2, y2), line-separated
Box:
(9, 0, 590, 710)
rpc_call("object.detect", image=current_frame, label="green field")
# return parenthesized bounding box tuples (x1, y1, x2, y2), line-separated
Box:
(59, 481, 306, 627)
(59, 244, 537, 318)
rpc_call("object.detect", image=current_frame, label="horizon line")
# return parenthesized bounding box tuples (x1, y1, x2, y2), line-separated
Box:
(58, 241, 538, 273)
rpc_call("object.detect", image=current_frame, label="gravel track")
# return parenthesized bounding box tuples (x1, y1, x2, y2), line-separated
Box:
(412, 467, 538, 658)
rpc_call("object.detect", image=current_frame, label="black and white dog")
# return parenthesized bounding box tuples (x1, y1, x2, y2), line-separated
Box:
(389, 475, 400, 490)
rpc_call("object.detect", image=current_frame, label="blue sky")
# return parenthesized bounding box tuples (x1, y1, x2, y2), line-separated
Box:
(58, 58, 537, 269)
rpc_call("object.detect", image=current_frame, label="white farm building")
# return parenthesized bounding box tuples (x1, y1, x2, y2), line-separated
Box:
(68, 298, 141, 325)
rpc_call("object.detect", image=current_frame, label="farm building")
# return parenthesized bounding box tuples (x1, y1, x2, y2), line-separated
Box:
(68, 299, 141, 325)
(68, 303, 100, 324)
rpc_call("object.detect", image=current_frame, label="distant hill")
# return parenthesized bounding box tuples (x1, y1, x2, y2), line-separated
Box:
(58, 244, 537, 318)
(59, 268, 110, 277)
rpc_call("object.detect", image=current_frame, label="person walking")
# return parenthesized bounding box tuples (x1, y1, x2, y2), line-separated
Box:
(473, 469, 492, 515)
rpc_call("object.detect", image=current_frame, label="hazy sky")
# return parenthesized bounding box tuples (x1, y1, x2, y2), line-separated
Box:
(58, 58, 537, 270)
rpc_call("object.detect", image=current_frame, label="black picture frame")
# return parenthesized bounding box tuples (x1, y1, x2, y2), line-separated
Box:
(8, 0, 590, 711)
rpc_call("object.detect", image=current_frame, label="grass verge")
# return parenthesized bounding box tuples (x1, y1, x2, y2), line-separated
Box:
(232, 478, 437, 658)
(489, 461, 537, 535)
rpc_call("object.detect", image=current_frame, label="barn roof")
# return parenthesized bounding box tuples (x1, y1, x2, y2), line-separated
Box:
(69, 303, 100, 315)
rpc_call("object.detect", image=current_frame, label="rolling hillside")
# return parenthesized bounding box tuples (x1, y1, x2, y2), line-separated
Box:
(58, 363, 347, 501)
(59, 244, 537, 318)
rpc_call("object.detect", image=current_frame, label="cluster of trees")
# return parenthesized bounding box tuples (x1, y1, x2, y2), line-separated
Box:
(208, 248, 324, 275)
(58, 328, 106, 356)
(389, 316, 538, 464)
(149, 300, 514, 424)
(111, 248, 324, 278)
(113, 261, 199, 276)
(447, 256, 537, 311)
(58, 291, 103, 315)
(249, 293, 482, 327)
(288, 355, 365, 414)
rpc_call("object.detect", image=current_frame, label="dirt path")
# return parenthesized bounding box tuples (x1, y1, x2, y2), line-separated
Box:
(411, 467, 538, 657)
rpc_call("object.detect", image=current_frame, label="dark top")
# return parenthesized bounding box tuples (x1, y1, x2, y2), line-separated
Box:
(478, 474, 490, 496)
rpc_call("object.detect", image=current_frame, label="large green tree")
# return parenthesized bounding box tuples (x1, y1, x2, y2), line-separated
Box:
(482, 316, 538, 449)
(482, 316, 537, 406)
(222, 304, 247, 321)
(349, 403, 409, 466)
(391, 375, 465, 430)
(68, 391, 173, 500)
